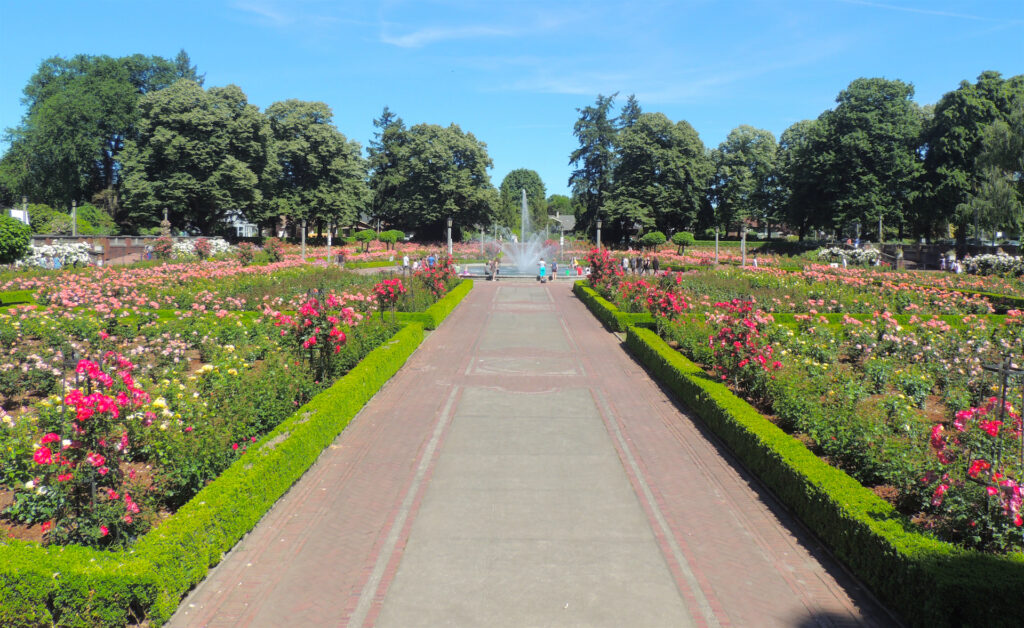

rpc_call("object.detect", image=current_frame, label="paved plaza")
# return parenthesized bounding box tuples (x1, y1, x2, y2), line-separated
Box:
(169, 279, 896, 627)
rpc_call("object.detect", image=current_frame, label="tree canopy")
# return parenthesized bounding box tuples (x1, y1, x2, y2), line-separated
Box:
(367, 113, 498, 240)
(0, 51, 202, 217)
(498, 169, 547, 232)
(119, 80, 275, 233)
(604, 112, 710, 241)
(710, 125, 778, 236)
(262, 99, 368, 232)
(568, 93, 619, 236)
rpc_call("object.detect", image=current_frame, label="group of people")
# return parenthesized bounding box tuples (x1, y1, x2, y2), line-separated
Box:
(401, 252, 440, 274)
(939, 254, 965, 274)
(537, 258, 559, 283)
(621, 254, 660, 275)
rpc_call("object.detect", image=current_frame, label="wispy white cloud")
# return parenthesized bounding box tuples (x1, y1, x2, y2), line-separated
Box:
(380, 24, 524, 48)
(377, 4, 577, 48)
(231, 0, 296, 27)
(834, 0, 1010, 22)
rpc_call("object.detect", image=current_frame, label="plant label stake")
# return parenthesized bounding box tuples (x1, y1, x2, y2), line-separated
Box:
(981, 355, 1024, 468)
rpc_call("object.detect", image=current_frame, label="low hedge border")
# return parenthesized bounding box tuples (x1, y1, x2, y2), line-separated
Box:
(946, 288, 1024, 313)
(571, 281, 653, 332)
(771, 311, 1007, 329)
(569, 283, 1024, 624)
(0, 290, 34, 307)
(396, 278, 473, 330)
(1, 321, 430, 626)
(345, 260, 397, 269)
(620, 327, 1024, 627)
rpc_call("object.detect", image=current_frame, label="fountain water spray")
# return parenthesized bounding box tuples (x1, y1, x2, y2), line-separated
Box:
(494, 188, 555, 274)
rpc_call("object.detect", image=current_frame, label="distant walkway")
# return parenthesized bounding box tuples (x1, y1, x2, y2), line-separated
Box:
(170, 280, 895, 627)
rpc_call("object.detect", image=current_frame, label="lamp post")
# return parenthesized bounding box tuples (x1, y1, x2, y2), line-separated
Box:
(71, 200, 77, 237)
(447, 217, 453, 257)
(596, 219, 602, 250)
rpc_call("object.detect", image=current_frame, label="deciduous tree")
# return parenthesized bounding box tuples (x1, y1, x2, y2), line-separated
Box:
(498, 169, 547, 231)
(262, 99, 368, 236)
(604, 113, 711, 241)
(119, 81, 275, 233)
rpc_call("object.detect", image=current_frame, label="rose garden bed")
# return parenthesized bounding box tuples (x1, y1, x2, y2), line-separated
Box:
(0, 257, 472, 625)
(575, 250, 1024, 626)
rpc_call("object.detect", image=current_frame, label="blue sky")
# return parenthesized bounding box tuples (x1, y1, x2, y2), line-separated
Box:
(1, 1, 1022, 197)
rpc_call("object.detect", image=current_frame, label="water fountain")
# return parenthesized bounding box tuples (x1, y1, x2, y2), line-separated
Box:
(496, 189, 555, 275)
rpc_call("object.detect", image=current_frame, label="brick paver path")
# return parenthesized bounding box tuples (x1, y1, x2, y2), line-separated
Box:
(170, 279, 896, 627)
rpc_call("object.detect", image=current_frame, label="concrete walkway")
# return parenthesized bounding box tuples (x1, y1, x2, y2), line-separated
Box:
(169, 280, 895, 627)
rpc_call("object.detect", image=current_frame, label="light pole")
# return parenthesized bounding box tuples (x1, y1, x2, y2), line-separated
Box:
(596, 219, 602, 250)
(447, 217, 453, 257)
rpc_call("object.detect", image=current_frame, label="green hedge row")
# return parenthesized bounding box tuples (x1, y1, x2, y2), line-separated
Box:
(623, 325, 1024, 627)
(0, 289, 34, 307)
(571, 281, 653, 332)
(397, 278, 473, 330)
(0, 322, 428, 626)
(945, 287, 1024, 313)
(771, 311, 1007, 329)
(345, 260, 397, 269)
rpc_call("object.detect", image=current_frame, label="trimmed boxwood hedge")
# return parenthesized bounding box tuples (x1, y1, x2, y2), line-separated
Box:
(0, 279, 473, 626)
(569, 284, 1024, 625)
(345, 260, 397, 270)
(610, 320, 1024, 626)
(397, 278, 473, 330)
(945, 287, 1024, 313)
(0, 290, 34, 307)
(771, 311, 1007, 329)
(571, 281, 653, 332)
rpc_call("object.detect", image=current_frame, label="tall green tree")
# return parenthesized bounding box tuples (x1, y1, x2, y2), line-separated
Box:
(963, 101, 1024, 239)
(498, 169, 546, 231)
(710, 125, 778, 237)
(604, 112, 710, 241)
(819, 78, 923, 239)
(262, 99, 368, 235)
(368, 119, 498, 239)
(119, 80, 275, 233)
(617, 94, 642, 131)
(921, 72, 1023, 239)
(367, 106, 408, 229)
(777, 119, 831, 240)
(547, 194, 573, 217)
(0, 52, 201, 220)
(568, 93, 618, 236)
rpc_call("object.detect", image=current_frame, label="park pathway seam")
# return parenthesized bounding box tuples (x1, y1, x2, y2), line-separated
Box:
(347, 384, 461, 627)
(591, 387, 722, 627)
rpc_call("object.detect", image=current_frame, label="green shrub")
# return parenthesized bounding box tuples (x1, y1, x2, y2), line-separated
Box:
(0, 216, 31, 265)
(378, 229, 405, 250)
(354, 229, 375, 252)
(25, 204, 62, 234)
(637, 231, 666, 249)
(671, 231, 696, 254)
(75, 203, 118, 236)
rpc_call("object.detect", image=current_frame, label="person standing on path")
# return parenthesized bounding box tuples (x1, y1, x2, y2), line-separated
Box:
(652, 256, 660, 274)
(402, 253, 410, 275)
